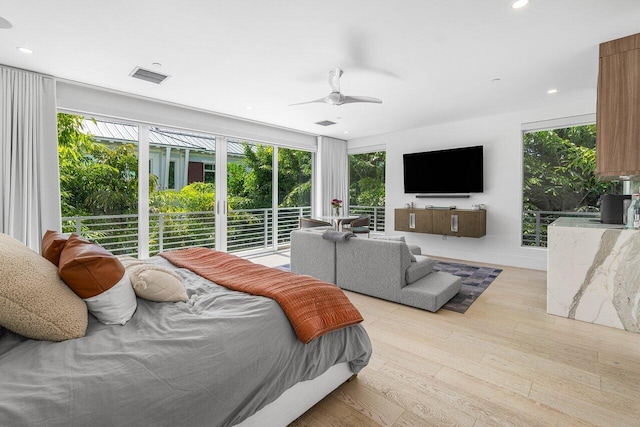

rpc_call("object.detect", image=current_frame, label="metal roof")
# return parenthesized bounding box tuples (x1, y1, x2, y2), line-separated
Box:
(81, 120, 246, 155)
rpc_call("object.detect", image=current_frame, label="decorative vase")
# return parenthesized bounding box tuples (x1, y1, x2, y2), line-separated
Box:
(333, 206, 340, 217)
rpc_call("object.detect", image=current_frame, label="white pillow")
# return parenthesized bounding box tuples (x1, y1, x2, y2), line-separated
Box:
(83, 274, 137, 325)
(58, 234, 137, 325)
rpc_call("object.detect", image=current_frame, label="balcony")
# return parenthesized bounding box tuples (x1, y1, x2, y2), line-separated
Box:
(522, 210, 600, 247)
(62, 205, 385, 257)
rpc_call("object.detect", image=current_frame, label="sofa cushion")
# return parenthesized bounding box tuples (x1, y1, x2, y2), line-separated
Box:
(400, 272, 462, 312)
(405, 255, 437, 285)
(0, 233, 87, 341)
(59, 234, 137, 325)
(41, 230, 68, 266)
(373, 235, 417, 261)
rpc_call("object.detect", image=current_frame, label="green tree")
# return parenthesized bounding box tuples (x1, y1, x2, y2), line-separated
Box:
(349, 151, 386, 206)
(523, 125, 617, 212)
(58, 113, 156, 217)
(226, 143, 312, 210)
(278, 148, 311, 207)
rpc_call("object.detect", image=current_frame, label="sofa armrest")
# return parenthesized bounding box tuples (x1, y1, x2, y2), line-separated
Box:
(405, 255, 436, 284)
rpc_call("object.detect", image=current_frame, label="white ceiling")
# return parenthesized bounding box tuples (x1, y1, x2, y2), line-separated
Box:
(1, 0, 639, 140)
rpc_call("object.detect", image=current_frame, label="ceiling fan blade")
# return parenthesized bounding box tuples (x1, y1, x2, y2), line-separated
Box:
(288, 96, 328, 106)
(341, 95, 382, 104)
(0, 16, 12, 29)
(328, 68, 343, 93)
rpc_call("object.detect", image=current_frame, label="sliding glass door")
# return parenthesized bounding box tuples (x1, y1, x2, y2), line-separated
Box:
(57, 113, 314, 256)
(58, 113, 141, 255)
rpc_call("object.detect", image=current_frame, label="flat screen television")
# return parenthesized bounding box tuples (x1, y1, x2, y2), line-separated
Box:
(403, 145, 483, 194)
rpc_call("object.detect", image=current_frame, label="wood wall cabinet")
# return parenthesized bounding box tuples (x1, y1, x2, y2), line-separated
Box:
(596, 33, 640, 178)
(394, 208, 486, 238)
(394, 209, 433, 233)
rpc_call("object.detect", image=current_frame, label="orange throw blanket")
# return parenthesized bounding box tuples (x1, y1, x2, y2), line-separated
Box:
(160, 248, 363, 343)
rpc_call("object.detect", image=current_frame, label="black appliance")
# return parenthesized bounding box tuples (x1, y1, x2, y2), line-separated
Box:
(598, 194, 631, 224)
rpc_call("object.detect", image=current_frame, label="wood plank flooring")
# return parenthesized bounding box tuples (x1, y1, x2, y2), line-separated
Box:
(284, 258, 640, 427)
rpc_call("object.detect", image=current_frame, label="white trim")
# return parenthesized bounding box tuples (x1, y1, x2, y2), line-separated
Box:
(272, 146, 279, 251)
(138, 125, 150, 259)
(347, 143, 386, 155)
(521, 113, 596, 132)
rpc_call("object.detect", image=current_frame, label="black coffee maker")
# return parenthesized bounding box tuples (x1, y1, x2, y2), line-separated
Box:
(598, 194, 631, 224)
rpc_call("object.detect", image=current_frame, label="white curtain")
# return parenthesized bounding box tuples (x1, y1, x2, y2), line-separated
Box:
(0, 66, 60, 251)
(315, 136, 348, 217)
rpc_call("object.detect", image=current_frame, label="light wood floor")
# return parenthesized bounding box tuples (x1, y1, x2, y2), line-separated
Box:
(271, 256, 640, 427)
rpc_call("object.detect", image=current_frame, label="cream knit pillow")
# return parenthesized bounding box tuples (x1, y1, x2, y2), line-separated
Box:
(118, 256, 188, 302)
(0, 233, 87, 341)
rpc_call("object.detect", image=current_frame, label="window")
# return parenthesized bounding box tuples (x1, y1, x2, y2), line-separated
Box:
(168, 161, 176, 189)
(348, 151, 385, 231)
(522, 123, 621, 247)
(204, 163, 215, 184)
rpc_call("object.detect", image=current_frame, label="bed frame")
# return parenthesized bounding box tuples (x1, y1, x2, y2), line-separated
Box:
(237, 362, 353, 426)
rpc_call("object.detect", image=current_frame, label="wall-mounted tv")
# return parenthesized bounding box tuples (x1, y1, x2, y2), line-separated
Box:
(403, 145, 483, 194)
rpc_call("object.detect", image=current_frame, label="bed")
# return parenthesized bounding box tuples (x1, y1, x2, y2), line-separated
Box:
(0, 235, 372, 427)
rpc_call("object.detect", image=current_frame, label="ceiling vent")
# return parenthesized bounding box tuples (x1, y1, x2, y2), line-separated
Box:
(129, 66, 170, 84)
(315, 120, 336, 127)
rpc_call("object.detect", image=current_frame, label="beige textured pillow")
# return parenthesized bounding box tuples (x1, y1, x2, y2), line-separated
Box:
(0, 233, 87, 341)
(118, 255, 187, 302)
(130, 264, 188, 302)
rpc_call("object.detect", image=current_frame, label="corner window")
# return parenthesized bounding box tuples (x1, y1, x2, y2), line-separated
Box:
(522, 123, 621, 247)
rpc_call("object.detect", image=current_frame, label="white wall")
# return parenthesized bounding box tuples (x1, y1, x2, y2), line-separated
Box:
(348, 97, 597, 271)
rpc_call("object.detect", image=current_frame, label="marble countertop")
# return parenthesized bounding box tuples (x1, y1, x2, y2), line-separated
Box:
(550, 217, 626, 230)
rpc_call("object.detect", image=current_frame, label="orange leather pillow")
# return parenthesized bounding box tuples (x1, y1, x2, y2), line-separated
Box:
(41, 230, 68, 266)
(59, 234, 137, 325)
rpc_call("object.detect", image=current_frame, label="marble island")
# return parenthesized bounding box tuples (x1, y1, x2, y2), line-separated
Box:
(547, 217, 640, 333)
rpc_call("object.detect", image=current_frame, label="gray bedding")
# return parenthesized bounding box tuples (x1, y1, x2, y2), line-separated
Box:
(0, 256, 372, 427)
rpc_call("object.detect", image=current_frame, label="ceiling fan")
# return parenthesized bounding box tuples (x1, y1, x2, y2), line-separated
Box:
(290, 68, 382, 106)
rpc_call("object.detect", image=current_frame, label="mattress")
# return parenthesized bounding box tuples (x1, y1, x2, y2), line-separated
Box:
(0, 256, 372, 427)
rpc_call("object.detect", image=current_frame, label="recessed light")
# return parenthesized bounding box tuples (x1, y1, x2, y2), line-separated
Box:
(491, 78, 501, 82)
(246, 106, 253, 110)
(344, 131, 349, 134)
(547, 88, 558, 94)
(152, 62, 162, 68)
(511, 0, 529, 9)
(17, 47, 33, 54)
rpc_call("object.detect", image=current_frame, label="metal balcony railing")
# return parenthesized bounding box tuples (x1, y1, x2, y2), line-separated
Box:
(522, 210, 600, 247)
(60, 205, 387, 256)
(62, 206, 313, 257)
(349, 205, 386, 232)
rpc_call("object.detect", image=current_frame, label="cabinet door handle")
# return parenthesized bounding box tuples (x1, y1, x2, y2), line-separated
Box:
(451, 214, 459, 232)
(409, 213, 416, 229)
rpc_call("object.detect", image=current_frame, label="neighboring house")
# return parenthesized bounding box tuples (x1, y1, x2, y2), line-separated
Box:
(81, 120, 245, 191)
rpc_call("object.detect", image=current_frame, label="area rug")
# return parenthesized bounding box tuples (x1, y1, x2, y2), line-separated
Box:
(433, 261, 502, 313)
(273, 261, 501, 314)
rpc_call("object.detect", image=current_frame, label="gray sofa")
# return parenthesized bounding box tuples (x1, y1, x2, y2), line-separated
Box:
(290, 229, 462, 312)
